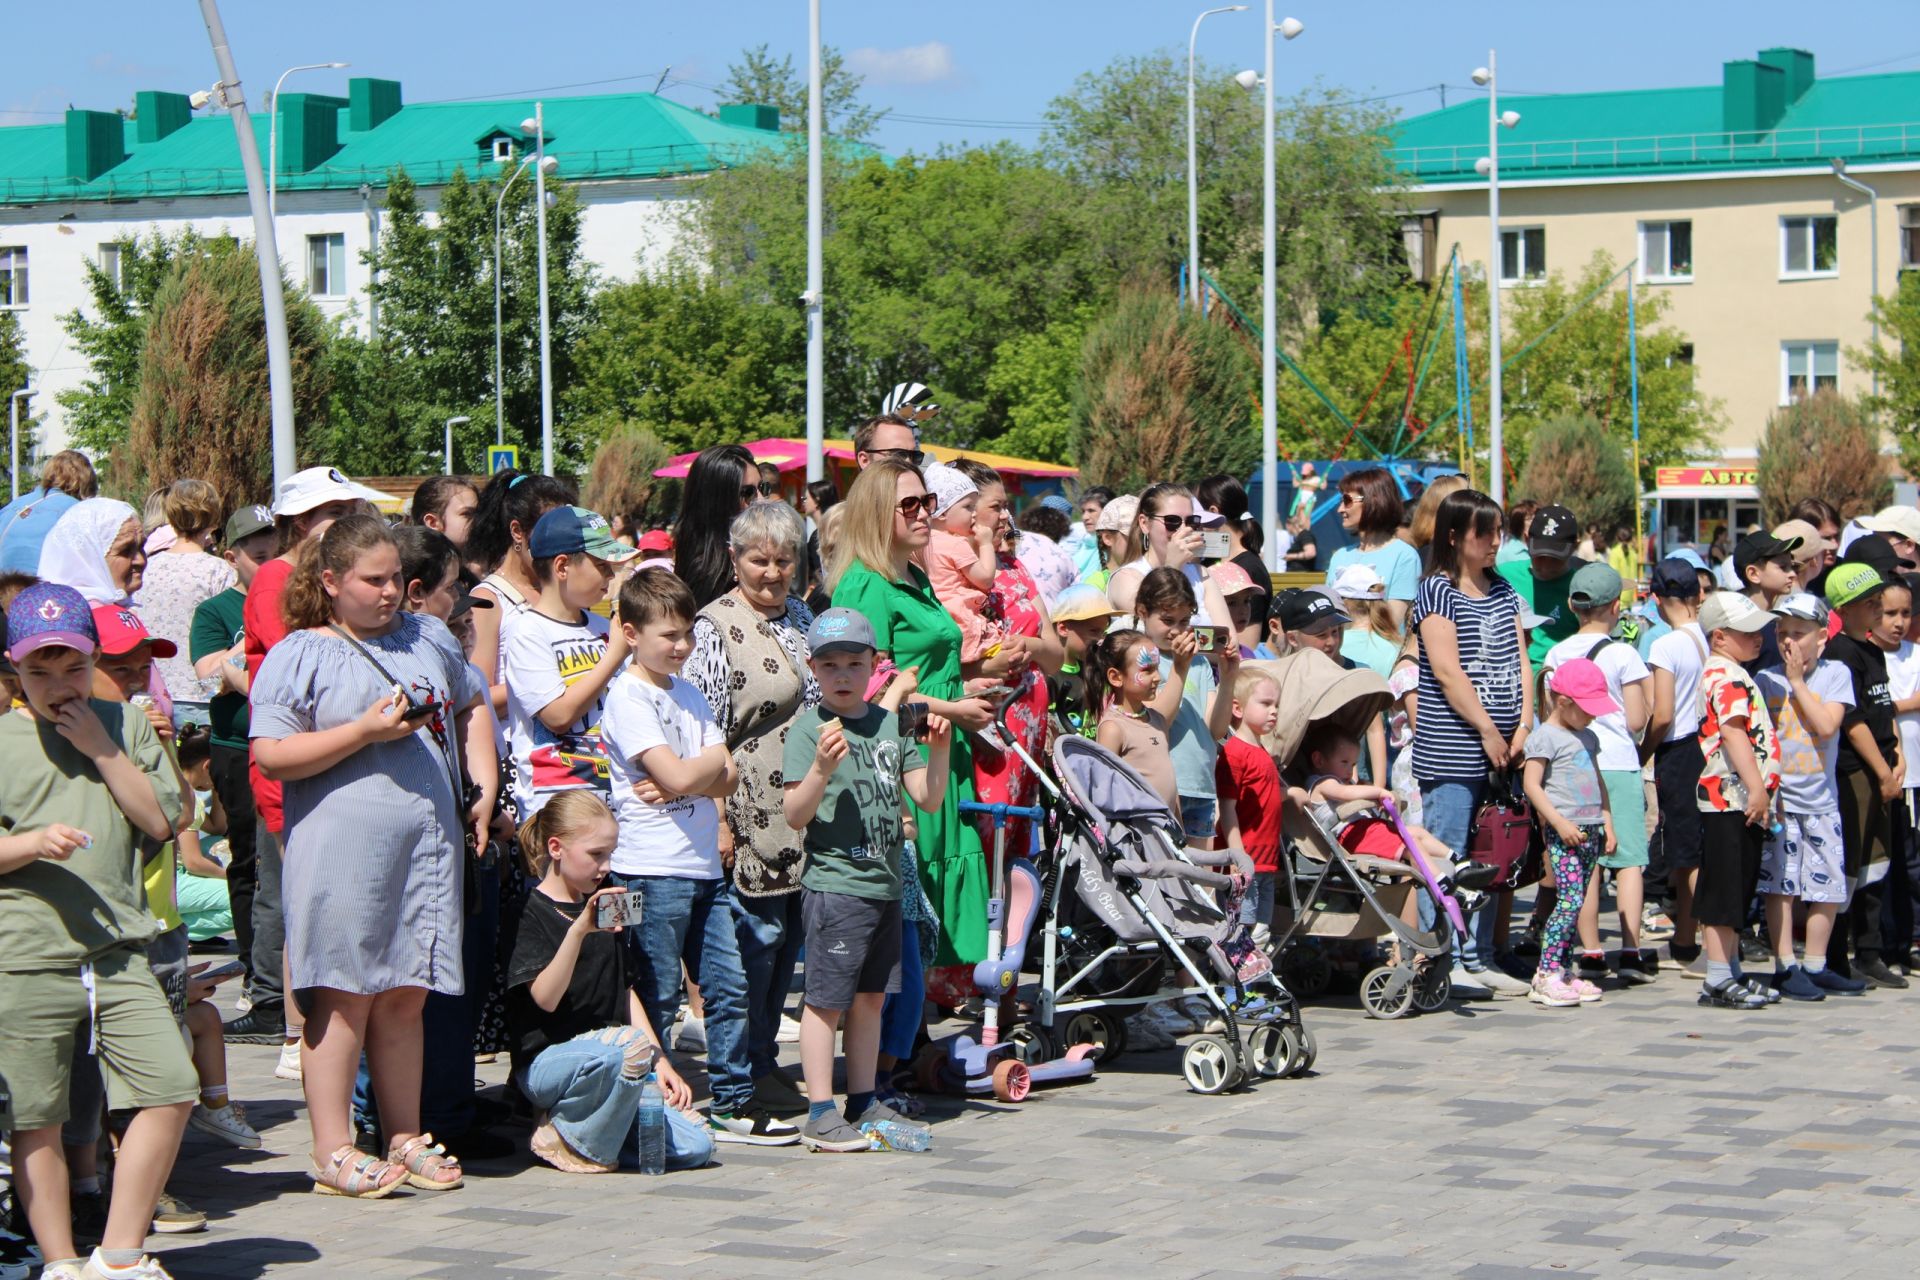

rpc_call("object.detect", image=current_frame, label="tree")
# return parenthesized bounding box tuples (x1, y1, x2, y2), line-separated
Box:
(719, 43, 887, 144)
(0, 312, 30, 477)
(983, 310, 1091, 464)
(1855, 270, 1920, 473)
(580, 419, 674, 529)
(1072, 284, 1256, 491)
(1515, 414, 1636, 533)
(57, 229, 207, 455)
(126, 245, 332, 504)
(1756, 391, 1891, 524)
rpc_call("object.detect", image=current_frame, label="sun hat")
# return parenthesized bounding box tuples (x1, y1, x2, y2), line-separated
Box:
(1038, 494, 1076, 518)
(1771, 519, 1831, 564)
(1092, 494, 1139, 534)
(1862, 505, 1920, 546)
(1771, 592, 1829, 625)
(1567, 561, 1624, 609)
(272, 466, 361, 519)
(1548, 657, 1621, 717)
(1273, 587, 1351, 633)
(1527, 505, 1578, 559)
(224, 504, 274, 544)
(1051, 584, 1118, 623)
(921, 463, 978, 521)
(1666, 546, 1710, 574)
(1330, 564, 1386, 601)
(1210, 563, 1261, 597)
(528, 507, 641, 563)
(637, 529, 673, 554)
(1824, 562, 1886, 609)
(7, 582, 97, 662)
(1733, 530, 1801, 584)
(807, 607, 877, 656)
(1698, 590, 1779, 634)
(1649, 558, 1702, 600)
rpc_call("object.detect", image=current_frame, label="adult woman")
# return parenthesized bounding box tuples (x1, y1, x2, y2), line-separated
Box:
(800, 478, 840, 612)
(827, 460, 993, 978)
(1197, 474, 1273, 628)
(1106, 484, 1231, 627)
(1282, 508, 1319, 573)
(684, 502, 819, 1112)
(467, 470, 572, 721)
(1410, 488, 1531, 997)
(135, 480, 237, 718)
(41, 497, 145, 605)
(674, 445, 757, 609)
(0, 448, 99, 574)
(1325, 467, 1421, 631)
(1406, 473, 1469, 563)
(1014, 502, 1079, 610)
(251, 515, 494, 1197)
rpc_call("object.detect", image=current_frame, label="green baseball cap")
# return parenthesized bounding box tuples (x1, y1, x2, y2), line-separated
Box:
(1825, 562, 1886, 608)
(1568, 561, 1624, 608)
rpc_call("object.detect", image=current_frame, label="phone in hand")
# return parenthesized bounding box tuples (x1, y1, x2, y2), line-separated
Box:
(898, 702, 930, 742)
(399, 699, 440, 723)
(595, 890, 637, 930)
(196, 959, 245, 984)
(1199, 530, 1232, 560)
(1192, 625, 1225, 654)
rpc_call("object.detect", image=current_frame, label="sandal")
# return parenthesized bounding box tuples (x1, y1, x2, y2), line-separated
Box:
(311, 1145, 406, 1198)
(387, 1132, 465, 1191)
(530, 1117, 616, 1174)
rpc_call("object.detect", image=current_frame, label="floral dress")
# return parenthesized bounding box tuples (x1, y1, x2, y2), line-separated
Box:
(971, 559, 1050, 862)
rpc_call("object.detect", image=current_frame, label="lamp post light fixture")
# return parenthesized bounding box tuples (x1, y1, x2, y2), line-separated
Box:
(268, 60, 348, 218)
(1831, 157, 1881, 398)
(1187, 5, 1249, 310)
(444, 415, 470, 476)
(494, 151, 559, 446)
(1259, 8, 1305, 569)
(9, 386, 34, 503)
(1471, 54, 1521, 503)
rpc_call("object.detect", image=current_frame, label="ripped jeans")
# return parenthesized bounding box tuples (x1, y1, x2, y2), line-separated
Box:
(519, 1027, 714, 1171)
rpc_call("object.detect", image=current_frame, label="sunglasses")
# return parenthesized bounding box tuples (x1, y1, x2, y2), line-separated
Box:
(737, 485, 760, 503)
(1153, 515, 1210, 532)
(896, 493, 937, 519)
(1339, 493, 1362, 507)
(869, 447, 929, 469)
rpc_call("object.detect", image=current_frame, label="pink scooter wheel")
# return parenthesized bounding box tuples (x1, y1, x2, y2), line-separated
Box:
(992, 1059, 1031, 1102)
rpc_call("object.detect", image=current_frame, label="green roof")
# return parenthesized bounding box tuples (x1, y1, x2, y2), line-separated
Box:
(1389, 48, 1920, 185)
(0, 78, 793, 205)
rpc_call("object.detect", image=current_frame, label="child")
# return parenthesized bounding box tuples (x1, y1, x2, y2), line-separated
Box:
(920, 462, 1003, 664)
(1217, 669, 1284, 945)
(600, 569, 792, 1145)
(1642, 557, 1710, 968)
(1047, 584, 1116, 737)
(1521, 658, 1619, 1008)
(171, 726, 233, 944)
(1541, 561, 1656, 984)
(782, 608, 951, 1152)
(1133, 567, 1237, 846)
(0, 583, 193, 1280)
(1754, 593, 1862, 998)
(1823, 562, 1907, 988)
(1210, 562, 1265, 659)
(1278, 588, 1389, 782)
(1332, 564, 1400, 677)
(1692, 591, 1783, 1010)
(503, 506, 638, 819)
(1882, 577, 1920, 973)
(506, 790, 713, 1173)
(1088, 629, 1180, 817)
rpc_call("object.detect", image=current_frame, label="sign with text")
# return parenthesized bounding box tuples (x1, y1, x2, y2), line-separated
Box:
(487, 445, 521, 476)
(1654, 466, 1756, 488)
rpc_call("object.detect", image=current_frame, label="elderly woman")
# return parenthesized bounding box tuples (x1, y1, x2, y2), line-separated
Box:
(40, 497, 145, 605)
(684, 501, 821, 1115)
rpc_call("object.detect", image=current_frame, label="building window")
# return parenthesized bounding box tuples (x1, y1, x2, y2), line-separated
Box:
(306, 233, 346, 297)
(98, 243, 128, 292)
(1640, 220, 1693, 282)
(1781, 341, 1838, 404)
(1397, 211, 1438, 285)
(1901, 204, 1920, 271)
(0, 247, 26, 308)
(1668, 342, 1695, 369)
(1498, 227, 1545, 284)
(1781, 215, 1838, 278)
(492, 137, 515, 163)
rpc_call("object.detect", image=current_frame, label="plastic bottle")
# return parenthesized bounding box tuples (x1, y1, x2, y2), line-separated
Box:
(635, 1073, 666, 1174)
(859, 1119, 932, 1153)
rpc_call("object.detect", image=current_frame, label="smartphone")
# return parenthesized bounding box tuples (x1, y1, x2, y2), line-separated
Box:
(1199, 530, 1231, 560)
(400, 699, 440, 723)
(196, 959, 245, 984)
(595, 891, 636, 930)
(1192, 626, 1224, 654)
(898, 702, 930, 742)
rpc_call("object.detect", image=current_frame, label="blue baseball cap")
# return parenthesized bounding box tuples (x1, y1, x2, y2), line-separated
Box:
(1039, 494, 1075, 517)
(1667, 546, 1710, 574)
(7, 582, 98, 662)
(806, 607, 877, 656)
(528, 507, 640, 563)
(1649, 557, 1703, 600)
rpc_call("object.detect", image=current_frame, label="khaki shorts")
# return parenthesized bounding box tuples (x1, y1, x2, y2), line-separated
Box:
(0, 950, 199, 1130)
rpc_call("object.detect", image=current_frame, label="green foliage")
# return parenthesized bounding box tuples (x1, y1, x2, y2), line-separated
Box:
(1072, 284, 1256, 491)
(1756, 391, 1891, 524)
(984, 310, 1091, 464)
(0, 312, 30, 470)
(580, 419, 674, 528)
(719, 43, 887, 144)
(1514, 414, 1636, 532)
(1855, 270, 1920, 474)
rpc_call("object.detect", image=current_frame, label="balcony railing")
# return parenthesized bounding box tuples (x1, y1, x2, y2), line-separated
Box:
(1389, 120, 1920, 181)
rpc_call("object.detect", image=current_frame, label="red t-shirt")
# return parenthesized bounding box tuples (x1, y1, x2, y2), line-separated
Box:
(1215, 734, 1283, 873)
(244, 557, 296, 834)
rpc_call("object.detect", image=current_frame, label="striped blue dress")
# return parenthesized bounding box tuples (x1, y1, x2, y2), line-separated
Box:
(250, 613, 484, 997)
(1409, 573, 1525, 784)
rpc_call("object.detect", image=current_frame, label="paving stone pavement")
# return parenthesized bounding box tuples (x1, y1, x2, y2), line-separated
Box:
(153, 972, 1920, 1279)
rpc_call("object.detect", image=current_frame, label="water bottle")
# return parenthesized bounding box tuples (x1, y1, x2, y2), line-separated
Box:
(635, 1073, 666, 1174)
(859, 1120, 932, 1153)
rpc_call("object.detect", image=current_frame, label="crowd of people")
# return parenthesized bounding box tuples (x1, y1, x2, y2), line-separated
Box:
(0, 421, 1915, 1278)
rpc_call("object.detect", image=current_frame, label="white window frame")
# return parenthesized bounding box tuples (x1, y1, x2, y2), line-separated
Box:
(1900, 203, 1920, 272)
(0, 246, 26, 309)
(306, 232, 346, 298)
(98, 243, 127, 292)
(1780, 340, 1839, 405)
(491, 136, 515, 163)
(1498, 225, 1546, 286)
(1639, 219, 1693, 283)
(1780, 214, 1838, 280)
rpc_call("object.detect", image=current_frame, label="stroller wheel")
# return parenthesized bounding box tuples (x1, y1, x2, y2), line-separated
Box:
(1412, 964, 1452, 1013)
(1291, 1025, 1317, 1075)
(1061, 1009, 1127, 1064)
(991, 1058, 1032, 1102)
(1360, 966, 1415, 1020)
(1244, 1024, 1299, 1079)
(1009, 1022, 1055, 1066)
(1180, 1035, 1242, 1094)
(1282, 947, 1333, 998)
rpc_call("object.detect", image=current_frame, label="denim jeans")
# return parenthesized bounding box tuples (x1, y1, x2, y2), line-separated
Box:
(1418, 778, 1495, 968)
(1241, 871, 1279, 928)
(521, 1030, 714, 1171)
(732, 890, 804, 1079)
(613, 873, 753, 1116)
(880, 918, 924, 1061)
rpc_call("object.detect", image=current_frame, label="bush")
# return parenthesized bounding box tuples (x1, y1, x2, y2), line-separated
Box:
(580, 418, 673, 529)
(1514, 413, 1635, 533)
(1756, 390, 1892, 524)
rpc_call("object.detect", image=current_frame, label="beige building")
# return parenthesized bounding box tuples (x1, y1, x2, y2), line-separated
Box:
(1391, 46, 1920, 544)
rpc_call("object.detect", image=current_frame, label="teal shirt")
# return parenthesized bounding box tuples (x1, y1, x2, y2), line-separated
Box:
(1497, 557, 1581, 667)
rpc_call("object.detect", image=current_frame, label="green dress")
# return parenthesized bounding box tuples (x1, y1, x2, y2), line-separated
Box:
(831, 560, 986, 966)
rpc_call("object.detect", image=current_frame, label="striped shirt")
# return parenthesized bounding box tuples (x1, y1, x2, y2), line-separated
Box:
(1410, 573, 1524, 782)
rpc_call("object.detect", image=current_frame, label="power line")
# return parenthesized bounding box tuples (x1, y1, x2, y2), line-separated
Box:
(1827, 49, 1920, 75)
(416, 68, 673, 105)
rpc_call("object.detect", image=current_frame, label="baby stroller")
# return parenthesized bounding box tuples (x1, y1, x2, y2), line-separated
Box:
(1252, 650, 1473, 1019)
(1023, 734, 1312, 1093)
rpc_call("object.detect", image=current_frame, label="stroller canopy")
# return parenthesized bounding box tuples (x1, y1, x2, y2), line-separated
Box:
(1054, 735, 1185, 834)
(1244, 648, 1391, 769)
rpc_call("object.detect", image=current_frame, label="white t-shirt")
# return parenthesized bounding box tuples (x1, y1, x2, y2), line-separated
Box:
(601, 670, 726, 879)
(1542, 633, 1651, 771)
(504, 608, 612, 817)
(1887, 639, 1920, 788)
(1647, 621, 1708, 741)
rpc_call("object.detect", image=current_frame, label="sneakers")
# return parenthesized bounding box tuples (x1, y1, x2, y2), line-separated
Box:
(708, 1103, 800, 1146)
(800, 1113, 869, 1153)
(189, 1100, 262, 1149)
(1448, 964, 1494, 1001)
(1738, 931, 1772, 965)
(1529, 973, 1581, 1007)
(1808, 965, 1868, 996)
(83, 1252, 175, 1280)
(1640, 905, 1675, 941)
(673, 1015, 708, 1055)
(751, 1068, 810, 1117)
(1451, 859, 1502, 892)
(1616, 950, 1659, 985)
(1772, 966, 1826, 1001)
(151, 1192, 207, 1234)
(1147, 1000, 1200, 1036)
(70, 1192, 106, 1245)
(0, 1216, 38, 1280)
(776, 1014, 802, 1043)
(1123, 1011, 1177, 1050)
(1738, 975, 1782, 1005)
(1575, 953, 1613, 984)
(221, 1004, 285, 1045)
(275, 1040, 303, 1082)
(1698, 978, 1768, 1010)
(1568, 975, 1603, 1003)
(1473, 966, 1531, 998)
(1856, 957, 1911, 990)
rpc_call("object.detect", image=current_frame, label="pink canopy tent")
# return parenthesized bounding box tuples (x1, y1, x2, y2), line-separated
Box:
(653, 436, 1075, 483)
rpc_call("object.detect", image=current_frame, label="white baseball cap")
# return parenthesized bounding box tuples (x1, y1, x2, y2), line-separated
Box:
(1330, 564, 1386, 601)
(1863, 505, 1920, 545)
(1698, 590, 1777, 635)
(272, 466, 362, 518)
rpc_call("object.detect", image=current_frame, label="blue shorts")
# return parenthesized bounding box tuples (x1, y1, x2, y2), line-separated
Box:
(1179, 795, 1217, 842)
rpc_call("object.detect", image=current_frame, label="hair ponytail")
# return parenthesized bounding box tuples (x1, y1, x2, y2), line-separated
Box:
(517, 789, 616, 877)
(1084, 628, 1151, 721)
(280, 513, 398, 631)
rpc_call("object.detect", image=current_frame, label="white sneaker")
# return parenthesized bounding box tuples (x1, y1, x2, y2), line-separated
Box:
(776, 1014, 802, 1043)
(274, 1040, 302, 1082)
(674, 1015, 707, 1055)
(1476, 967, 1531, 997)
(189, 1100, 262, 1149)
(233, 993, 253, 1015)
(82, 1251, 174, 1280)
(1123, 1011, 1177, 1050)
(1449, 963, 1493, 1001)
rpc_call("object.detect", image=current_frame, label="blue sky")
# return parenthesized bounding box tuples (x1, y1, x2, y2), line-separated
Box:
(6, 1, 1917, 150)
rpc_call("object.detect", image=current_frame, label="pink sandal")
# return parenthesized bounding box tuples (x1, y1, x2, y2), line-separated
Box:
(387, 1133, 464, 1191)
(311, 1145, 405, 1198)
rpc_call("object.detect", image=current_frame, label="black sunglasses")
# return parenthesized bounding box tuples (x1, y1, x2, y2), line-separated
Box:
(1154, 514, 1209, 532)
(896, 493, 937, 518)
(868, 447, 929, 469)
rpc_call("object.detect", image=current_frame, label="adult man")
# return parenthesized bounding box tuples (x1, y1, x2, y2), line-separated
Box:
(1068, 486, 1113, 580)
(852, 414, 922, 470)
(1497, 504, 1584, 667)
(0, 450, 98, 574)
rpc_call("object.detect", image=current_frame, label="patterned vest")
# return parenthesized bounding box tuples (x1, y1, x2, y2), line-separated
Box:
(700, 592, 811, 896)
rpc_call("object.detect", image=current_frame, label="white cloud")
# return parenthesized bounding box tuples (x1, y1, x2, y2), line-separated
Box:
(845, 41, 957, 87)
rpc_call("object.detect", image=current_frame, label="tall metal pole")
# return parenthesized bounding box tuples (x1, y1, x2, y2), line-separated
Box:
(494, 154, 535, 446)
(197, 0, 297, 492)
(1628, 262, 1643, 571)
(9, 388, 34, 503)
(1188, 6, 1245, 311)
(1485, 49, 1504, 504)
(533, 101, 553, 474)
(804, 0, 825, 484)
(445, 415, 469, 476)
(1833, 164, 1881, 398)
(268, 61, 347, 219)
(1260, 10, 1302, 569)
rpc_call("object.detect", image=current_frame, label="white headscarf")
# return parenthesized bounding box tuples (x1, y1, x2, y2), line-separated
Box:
(40, 497, 139, 605)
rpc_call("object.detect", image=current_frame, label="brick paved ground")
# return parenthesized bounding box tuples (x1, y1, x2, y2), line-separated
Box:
(143, 962, 1920, 1280)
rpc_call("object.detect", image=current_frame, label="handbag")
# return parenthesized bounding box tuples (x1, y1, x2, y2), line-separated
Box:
(1466, 771, 1541, 890)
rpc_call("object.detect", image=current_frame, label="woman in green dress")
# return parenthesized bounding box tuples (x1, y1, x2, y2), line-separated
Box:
(827, 459, 996, 992)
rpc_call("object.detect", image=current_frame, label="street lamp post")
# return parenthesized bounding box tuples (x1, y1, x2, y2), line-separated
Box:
(268, 60, 348, 218)
(1260, 8, 1304, 570)
(1187, 5, 1247, 310)
(521, 104, 554, 475)
(444, 415, 470, 476)
(494, 152, 558, 445)
(1472, 53, 1520, 503)
(9, 387, 34, 502)
(804, 0, 824, 484)
(1832, 158, 1881, 398)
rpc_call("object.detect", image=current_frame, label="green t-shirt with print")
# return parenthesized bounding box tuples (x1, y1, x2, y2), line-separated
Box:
(783, 702, 924, 902)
